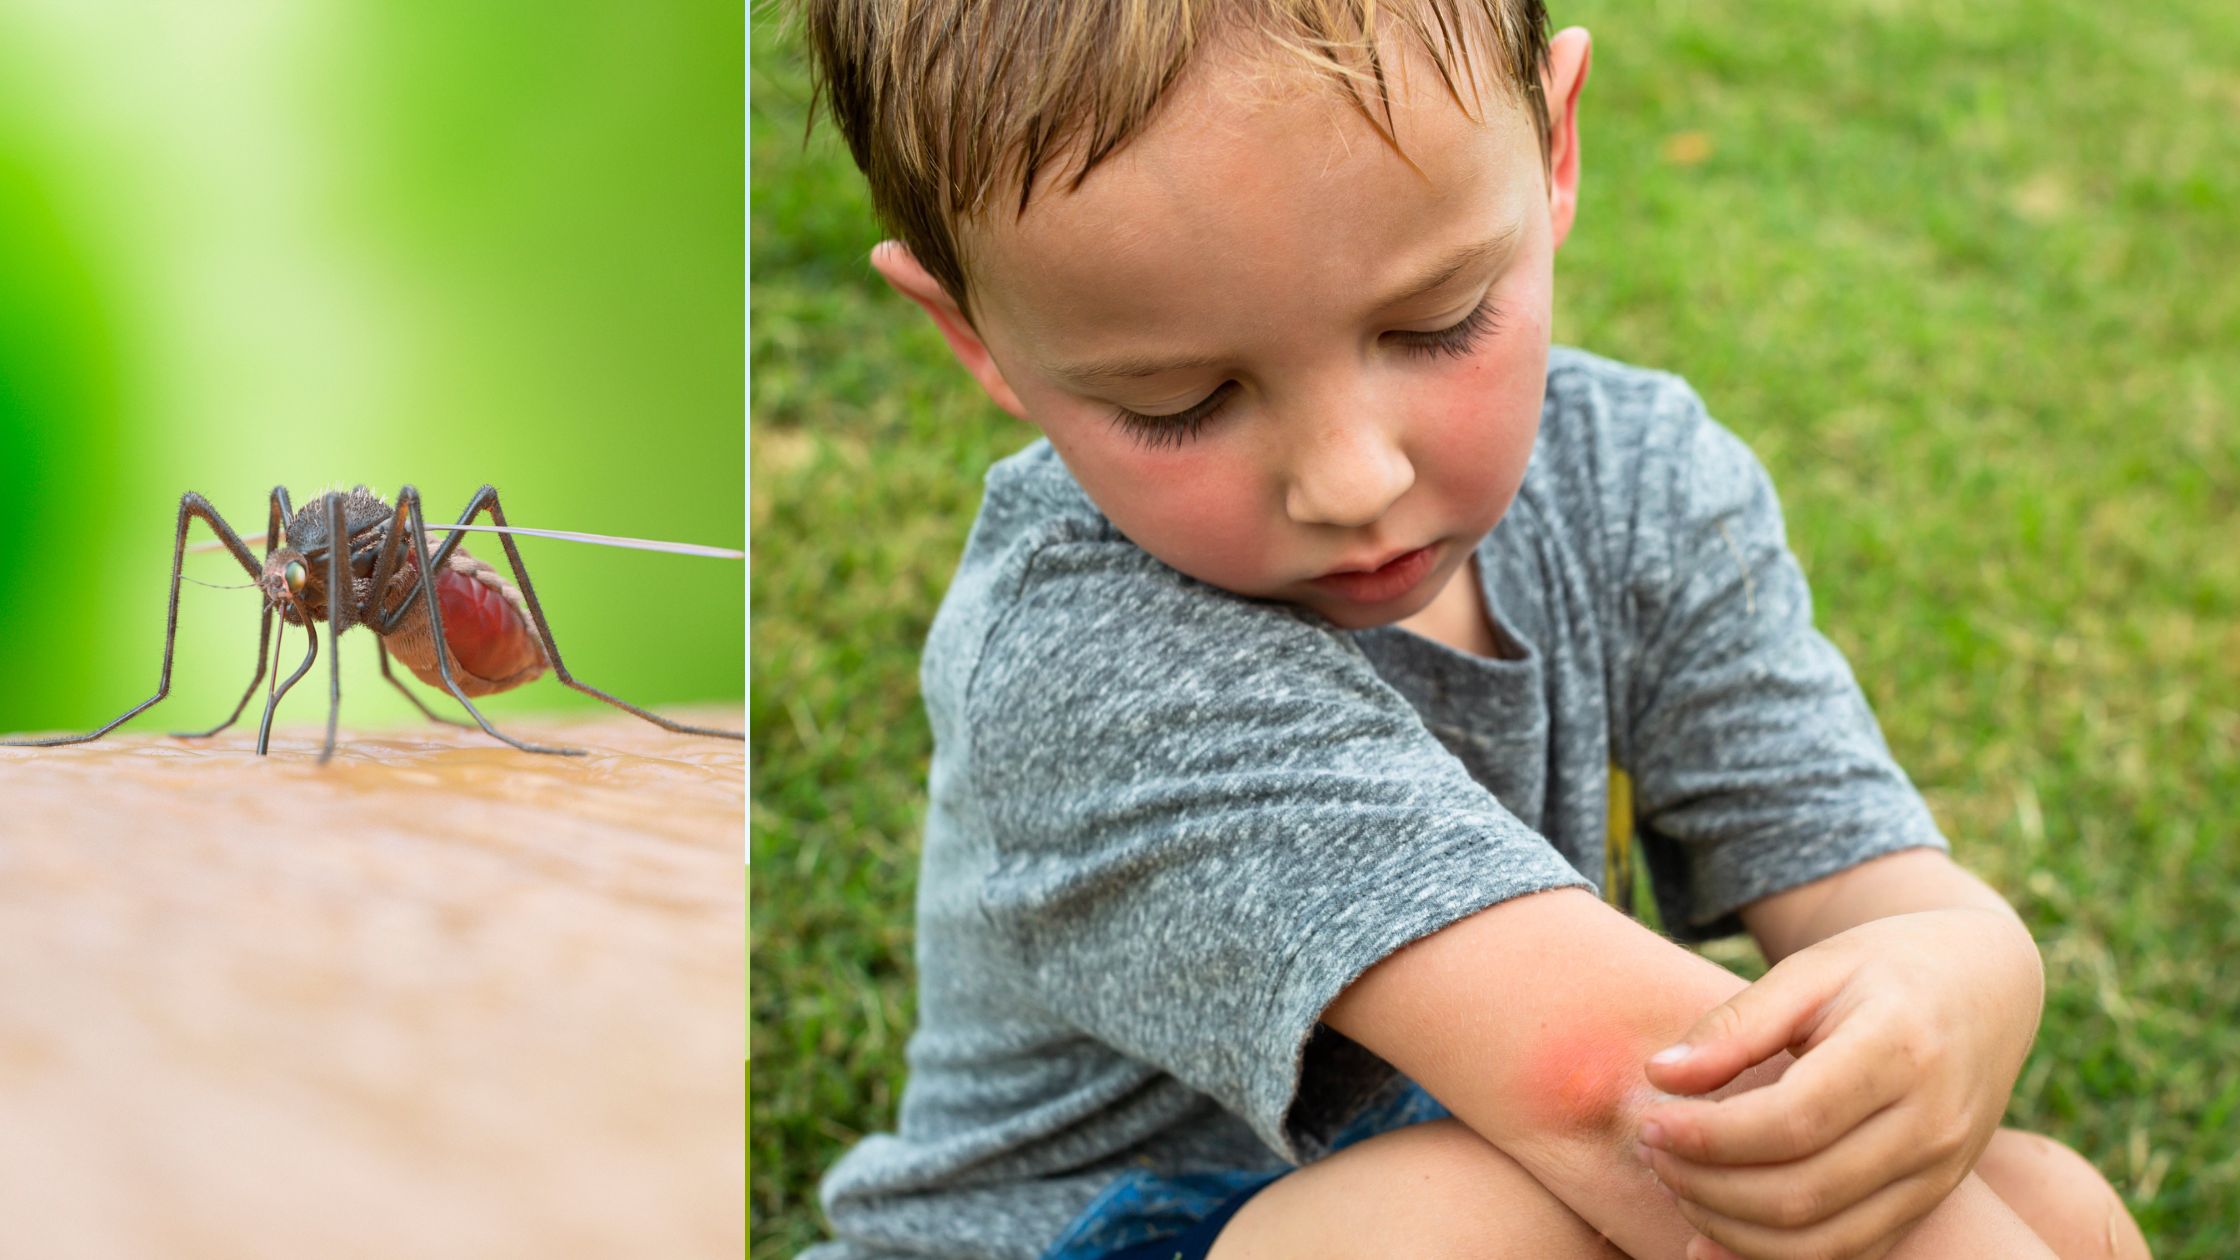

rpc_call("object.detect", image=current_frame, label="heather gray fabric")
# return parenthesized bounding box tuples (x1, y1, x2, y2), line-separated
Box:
(804, 347, 1948, 1259)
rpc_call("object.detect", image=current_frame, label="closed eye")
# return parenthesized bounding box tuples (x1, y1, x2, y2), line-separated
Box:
(1106, 295, 1507, 450)
(1391, 295, 1505, 359)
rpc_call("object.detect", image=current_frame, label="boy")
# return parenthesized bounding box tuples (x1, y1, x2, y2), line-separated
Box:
(793, 2, 2150, 1257)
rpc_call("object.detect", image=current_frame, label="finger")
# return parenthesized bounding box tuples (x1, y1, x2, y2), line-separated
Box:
(1641, 1020, 1909, 1164)
(1690, 1233, 1900, 1260)
(1668, 1166, 1941, 1260)
(1645, 953, 1844, 1097)
(1642, 1101, 1941, 1229)
(1686, 1236, 1740, 1260)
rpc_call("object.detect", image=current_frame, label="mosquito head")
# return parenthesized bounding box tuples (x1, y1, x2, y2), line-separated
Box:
(261, 548, 324, 624)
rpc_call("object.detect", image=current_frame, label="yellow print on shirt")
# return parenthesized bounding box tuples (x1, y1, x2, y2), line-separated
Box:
(1605, 763, 1635, 913)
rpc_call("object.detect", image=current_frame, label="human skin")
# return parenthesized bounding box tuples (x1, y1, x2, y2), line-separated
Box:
(1319, 889, 2063, 1260)
(870, 14, 2140, 1260)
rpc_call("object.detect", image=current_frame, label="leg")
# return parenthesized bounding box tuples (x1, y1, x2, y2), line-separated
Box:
(1208, 1119, 1629, 1260)
(256, 619, 319, 756)
(1, 493, 262, 747)
(378, 641, 468, 726)
(404, 485, 741, 740)
(1973, 1127, 2151, 1260)
(319, 492, 346, 763)
(173, 486, 290, 739)
(387, 488, 580, 756)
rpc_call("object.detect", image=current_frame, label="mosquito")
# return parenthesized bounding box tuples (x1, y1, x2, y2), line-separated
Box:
(0, 484, 744, 763)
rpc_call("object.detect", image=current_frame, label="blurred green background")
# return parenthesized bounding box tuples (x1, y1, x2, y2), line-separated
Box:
(753, 0, 2237, 1254)
(0, 4, 743, 737)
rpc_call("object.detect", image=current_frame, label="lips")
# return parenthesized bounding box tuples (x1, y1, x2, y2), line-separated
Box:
(1320, 547, 1423, 577)
(1307, 543, 1438, 604)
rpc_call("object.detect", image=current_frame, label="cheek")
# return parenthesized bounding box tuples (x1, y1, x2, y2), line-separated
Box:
(1060, 432, 1278, 583)
(1419, 345, 1544, 504)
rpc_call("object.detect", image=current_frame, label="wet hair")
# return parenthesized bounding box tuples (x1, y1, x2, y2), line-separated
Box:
(801, 0, 1552, 323)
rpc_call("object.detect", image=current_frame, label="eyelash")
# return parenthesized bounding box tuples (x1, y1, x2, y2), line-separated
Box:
(1108, 297, 1507, 451)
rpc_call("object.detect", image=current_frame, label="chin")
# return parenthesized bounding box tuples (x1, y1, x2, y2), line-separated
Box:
(1307, 593, 1436, 631)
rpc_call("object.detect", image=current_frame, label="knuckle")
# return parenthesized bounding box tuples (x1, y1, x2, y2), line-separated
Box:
(1934, 1116, 1976, 1165)
(1704, 1001, 1750, 1045)
(1888, 1016, 1943, 1075)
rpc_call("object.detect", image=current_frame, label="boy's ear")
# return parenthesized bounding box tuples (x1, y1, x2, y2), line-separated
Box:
(1543, 27, 1592, 251)
(870, 241, 1030, 420)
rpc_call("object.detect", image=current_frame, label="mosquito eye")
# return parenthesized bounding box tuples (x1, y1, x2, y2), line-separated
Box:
(284, 560, 307, 594)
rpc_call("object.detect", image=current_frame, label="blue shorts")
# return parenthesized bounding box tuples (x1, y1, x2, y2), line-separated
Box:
(1041, 1081, 1450, 1260)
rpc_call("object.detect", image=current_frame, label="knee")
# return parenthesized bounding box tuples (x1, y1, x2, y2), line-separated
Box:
(1975, 1128, 2151, 1260)
(1211, 1119, 1624, 1260)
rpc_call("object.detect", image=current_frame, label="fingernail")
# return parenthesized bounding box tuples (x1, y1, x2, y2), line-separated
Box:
(1640, 1119, 1667, 1148)
(1651, 1043, 1691, 1065)
(1633, 1140, 1655, 1166)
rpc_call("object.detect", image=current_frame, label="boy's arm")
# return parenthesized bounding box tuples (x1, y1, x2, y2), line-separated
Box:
(1323, 887, 2057, 1260)
(1740, 846, 2027, 965)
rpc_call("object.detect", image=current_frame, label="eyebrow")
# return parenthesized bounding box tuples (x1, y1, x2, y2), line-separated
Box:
(1374, 224, 1522, 312)
(1049, 224, 1523, 387)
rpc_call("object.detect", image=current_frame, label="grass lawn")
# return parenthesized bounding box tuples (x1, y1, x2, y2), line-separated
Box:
(752, 1, 2240, 1254)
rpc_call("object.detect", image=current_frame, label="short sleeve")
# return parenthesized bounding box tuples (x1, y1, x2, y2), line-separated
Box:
(1623, 390, 1948, 943)
(967, 542, 1589, 1163)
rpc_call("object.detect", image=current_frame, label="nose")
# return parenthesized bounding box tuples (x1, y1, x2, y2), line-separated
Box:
(1283, 409, 1415, 529)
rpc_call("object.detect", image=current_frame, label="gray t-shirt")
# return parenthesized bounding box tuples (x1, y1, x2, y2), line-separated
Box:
(806, 346, 1947, 1258)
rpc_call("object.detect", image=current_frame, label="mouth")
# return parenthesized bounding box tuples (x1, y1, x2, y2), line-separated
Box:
(1308, 542, 1439, 604)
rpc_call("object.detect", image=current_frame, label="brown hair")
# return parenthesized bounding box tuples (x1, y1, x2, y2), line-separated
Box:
(801, 0, 1552, 324)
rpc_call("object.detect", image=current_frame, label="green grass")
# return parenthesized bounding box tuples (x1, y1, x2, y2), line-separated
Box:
(751, 1, 2240, 1253)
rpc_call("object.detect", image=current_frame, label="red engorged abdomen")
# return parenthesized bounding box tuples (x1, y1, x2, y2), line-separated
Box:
(434, 568, 542, 684)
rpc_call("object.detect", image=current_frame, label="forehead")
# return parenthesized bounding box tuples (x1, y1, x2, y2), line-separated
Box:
(961, 30, 1541, 353)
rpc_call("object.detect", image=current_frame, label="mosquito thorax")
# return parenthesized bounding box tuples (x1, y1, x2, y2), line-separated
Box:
(285, 487, 394, 558)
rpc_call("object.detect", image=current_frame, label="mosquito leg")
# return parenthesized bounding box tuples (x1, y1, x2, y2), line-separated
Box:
(363, 492, 559, 745)
(171, 486, 290, 740)
(376, 643, 468, 727)
(315, 493, 349, 763)
(441, 484, 742, 741)
(256, 617, 319, 756)
(169, 606, 274, 739)
(360, 493, 477, 730)
(0, 492, 263, 748)
(393, 487, 580, 756)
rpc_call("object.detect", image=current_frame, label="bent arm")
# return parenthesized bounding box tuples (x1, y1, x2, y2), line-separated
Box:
(1324, 887, 2057, 1259)
(1741, 846, 2035, 966)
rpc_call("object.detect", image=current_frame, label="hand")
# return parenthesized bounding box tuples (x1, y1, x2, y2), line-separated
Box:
(1633, 908, 2044, 1260)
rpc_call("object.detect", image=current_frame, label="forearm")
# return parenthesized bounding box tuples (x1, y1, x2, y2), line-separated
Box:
(1326, 889, 2057, 1259)
(1328, 890, 1775, 1255)
(1750, 847, 2035, 965)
